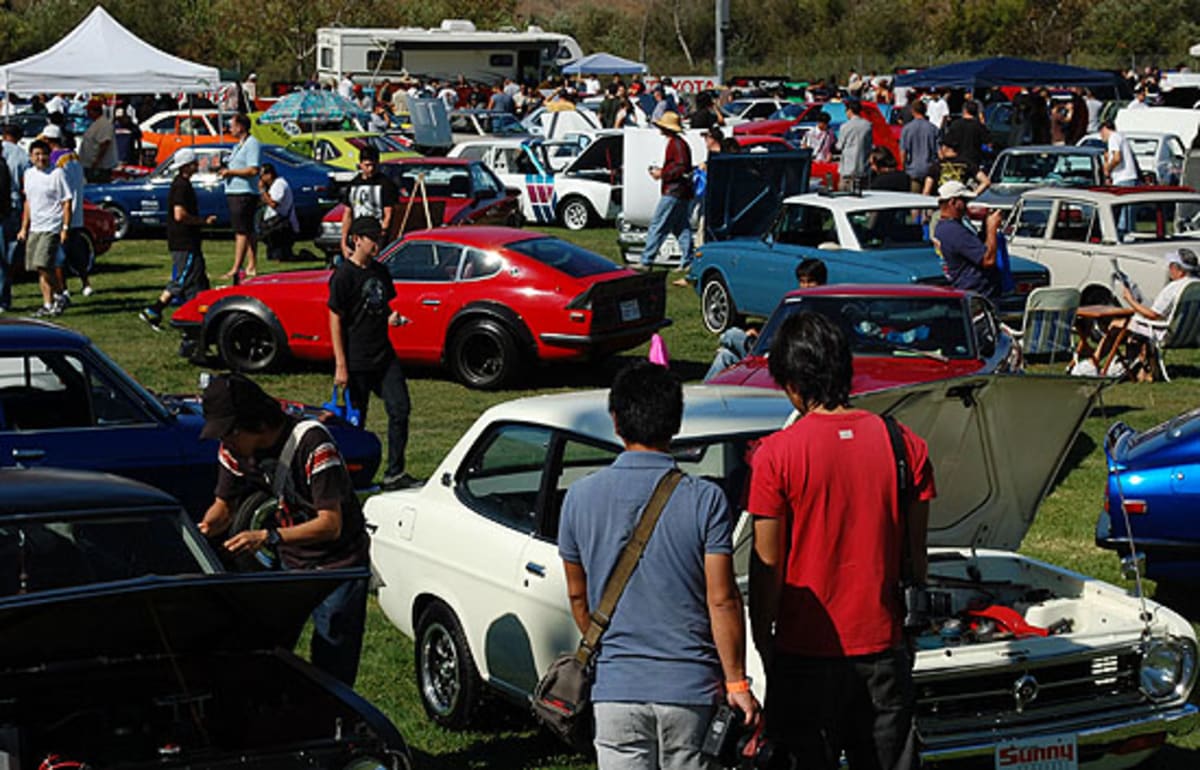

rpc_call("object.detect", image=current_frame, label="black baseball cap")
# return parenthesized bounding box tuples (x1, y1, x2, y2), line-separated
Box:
(199, 373, 282, 440)
(348, 215, 384, 239)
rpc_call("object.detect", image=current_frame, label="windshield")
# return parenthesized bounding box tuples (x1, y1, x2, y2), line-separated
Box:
(478, 113, 526, 135)
(1115, 199, 1200, 241)
(753, 295, 973, 359)
(1127, 138, 1158, 165)
(846, 207, 934, 249)
(504, 237, 620, 277)
(768, 103, 807, 121)
(0, 510, 213, 596)
(994, 152, 1097, 186)
(723, 100, 753, 116)
(382, 164, 472, 197)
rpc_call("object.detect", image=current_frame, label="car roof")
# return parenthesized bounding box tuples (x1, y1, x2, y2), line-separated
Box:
(401, 225, 539, 248)
(383, 157, 471, 168)
(998, 144, 1104, 157)
(477, 385, 794, 445)
(781, 284, 969, 300)
(1021, 186, 1200, 201)
(781, 190, 937, 210)
(0, 318, 89, 351)
(0, 467, 181, 517)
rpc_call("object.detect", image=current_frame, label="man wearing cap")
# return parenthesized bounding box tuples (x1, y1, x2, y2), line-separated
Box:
(78, 99, 116, 184)
(16, 139, 71, 317)
(933, 181, 1003, 299)
(641, 111, 695, 272)
(1122, 248, 1200, 380)
(329, 216, 417, 491)
(197, 372, 371, 685)
(837, 100, 873, 192)
(340, 146, 399, 259)
(139, 148, 218, 328)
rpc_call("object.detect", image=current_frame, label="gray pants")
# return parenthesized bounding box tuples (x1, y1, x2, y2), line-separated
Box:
(594, 702, 719, 770)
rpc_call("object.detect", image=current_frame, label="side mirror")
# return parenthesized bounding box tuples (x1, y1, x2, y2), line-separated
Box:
(818, 241, 842, 251)
(762, 232, 775, 246)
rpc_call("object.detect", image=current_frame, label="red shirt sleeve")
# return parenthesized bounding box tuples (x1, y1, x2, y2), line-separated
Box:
(902, 425, 937, 503)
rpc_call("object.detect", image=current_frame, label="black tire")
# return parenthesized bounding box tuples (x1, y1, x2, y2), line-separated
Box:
(99, 203, 129, 240)
(557, 196, 593, 231)
(67, 231, 96, 278)
(700, 274, 742, 334)
(414, 602, 482, 729)
(448, 319, 521, 389)
(225, 490, 280, 572)
(217, 312, 286, 373)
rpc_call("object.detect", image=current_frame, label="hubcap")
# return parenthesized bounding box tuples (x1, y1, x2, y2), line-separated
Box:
(461, 333, 502, 381)
(703, 282, 729, 331)
(420, 622, 459, 715)
(564, 202, 587, 229)
(229, 321, 275, 365)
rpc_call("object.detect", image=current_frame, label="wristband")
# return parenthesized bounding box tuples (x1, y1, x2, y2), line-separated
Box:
(725, 678, 751, 693)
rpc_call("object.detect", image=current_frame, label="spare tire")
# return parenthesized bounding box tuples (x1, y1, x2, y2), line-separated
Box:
(225, 490, 281, 572)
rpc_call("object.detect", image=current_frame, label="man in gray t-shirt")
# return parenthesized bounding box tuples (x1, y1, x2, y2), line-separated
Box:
(558, 362, 758, 770)
(837, 100, 873, 191)
(900, 99, 940, 192)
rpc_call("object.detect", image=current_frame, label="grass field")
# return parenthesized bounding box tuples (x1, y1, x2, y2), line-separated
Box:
(22, 228, 1200, 767)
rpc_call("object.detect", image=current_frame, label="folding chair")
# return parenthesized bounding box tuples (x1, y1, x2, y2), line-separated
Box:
(1010, 286, 1080, 364)
(1144, 280, 1200, 382)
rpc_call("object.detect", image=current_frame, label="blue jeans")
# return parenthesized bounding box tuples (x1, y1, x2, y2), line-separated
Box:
(310, 575, 368, 686)
(704, 328, 755, 381)
(347, 358, 411, 480)
(641, 194, 693, 268)
(0, 211, 19, 310)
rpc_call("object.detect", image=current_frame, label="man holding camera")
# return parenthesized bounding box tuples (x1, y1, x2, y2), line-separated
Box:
(748, 312, 935, 770)
(559, 361, 758, 770)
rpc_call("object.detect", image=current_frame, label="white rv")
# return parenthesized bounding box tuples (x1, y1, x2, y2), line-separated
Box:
(316, 19, 583, 86)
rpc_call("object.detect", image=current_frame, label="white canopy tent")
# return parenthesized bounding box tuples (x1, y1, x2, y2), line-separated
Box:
(0, 6, 220, 95)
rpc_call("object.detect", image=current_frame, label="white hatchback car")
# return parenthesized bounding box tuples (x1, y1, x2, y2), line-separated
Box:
(367, 377, 1198, 767)
(1006, 187, 1200, 306)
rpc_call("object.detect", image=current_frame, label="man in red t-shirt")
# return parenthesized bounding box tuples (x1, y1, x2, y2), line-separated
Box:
(747, 311, 935, 770)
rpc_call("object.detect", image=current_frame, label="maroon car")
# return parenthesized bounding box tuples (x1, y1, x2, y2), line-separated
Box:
(315, 157, 520, 258)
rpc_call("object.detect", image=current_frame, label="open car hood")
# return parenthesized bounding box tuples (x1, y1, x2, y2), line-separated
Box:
(704, 150, 811, 242)
(0, 570, 360, 673)
(850, 374, 1104, 550)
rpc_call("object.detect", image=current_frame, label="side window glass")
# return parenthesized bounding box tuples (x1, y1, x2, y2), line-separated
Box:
(385, 242, 460, 281)
(460, 248, 502, 280)
(470, 164, 500, 196)
(459, 424, 552, 534)
(542, 437, 619, 542)
(1011, 199, 1051, 238)
(1051, 201, 1095, 243)
(0, 354, 92, 430)
(970, 296, 997, 358)
(88, 367, 150, 425)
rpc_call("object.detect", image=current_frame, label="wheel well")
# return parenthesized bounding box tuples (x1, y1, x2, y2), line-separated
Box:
(412, 593, 443, 633)
(202, 296, 287, 349)
(444, 303, 535, 362)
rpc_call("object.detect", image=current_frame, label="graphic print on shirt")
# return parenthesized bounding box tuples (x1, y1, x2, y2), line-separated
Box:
(358, 274, 391, 322)
(349, 183, 387, 220)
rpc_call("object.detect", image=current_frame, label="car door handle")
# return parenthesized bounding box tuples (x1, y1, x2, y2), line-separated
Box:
(12, 448, 45, 462)
(525, 562, 546, 577)
(422, 299, 441, 306)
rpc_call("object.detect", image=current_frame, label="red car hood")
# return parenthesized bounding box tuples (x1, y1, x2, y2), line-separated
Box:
(734, 119, 793, 136)
(708, 355, 985, 394)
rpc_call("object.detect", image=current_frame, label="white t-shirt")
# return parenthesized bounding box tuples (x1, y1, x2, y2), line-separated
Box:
(1107, 131, 1138, 184)
(79, 115, 117, 170)
(339, 76, 354, 99)
(58, 157, 85, 228)
(1131, 277, 1193, 340)
(927, 97, 950, 129)
(438, 87, 458, 110)
(262, 177, 298, 231)
(23, 166, 72, 233)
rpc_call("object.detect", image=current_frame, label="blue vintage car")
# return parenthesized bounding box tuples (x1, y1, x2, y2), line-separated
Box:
(691, 152, 1051, 333)
(1096, 411, 1200, 584)
(83, 143, 339, 240)
(0, 319, 380, 518)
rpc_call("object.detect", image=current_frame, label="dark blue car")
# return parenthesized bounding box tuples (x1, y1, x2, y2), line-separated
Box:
(0, 319, 380, 518)
(82, 143, 339, 240)
(1096, 412, 1200, 584)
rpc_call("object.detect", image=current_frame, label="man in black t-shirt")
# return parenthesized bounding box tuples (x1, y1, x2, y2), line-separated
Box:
(197, 373, 370, 685)
(339, 146, 399, 260)
(941, 100, 987, 172)
(140, 148, 216, 328)
(328, 216, 418, 491)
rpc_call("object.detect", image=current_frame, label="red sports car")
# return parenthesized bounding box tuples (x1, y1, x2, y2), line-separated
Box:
(706, 285, 1021, 393)
(314, 157, 521, 259)
(171, 226, 669, 389)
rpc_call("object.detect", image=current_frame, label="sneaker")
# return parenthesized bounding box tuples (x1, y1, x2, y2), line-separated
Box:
(31, 305, 55, 318)
(55, 292, 70, 309)
(380, 473, 423, 491)
(139, 307, 163, 330)
(81, 286, 94, 297)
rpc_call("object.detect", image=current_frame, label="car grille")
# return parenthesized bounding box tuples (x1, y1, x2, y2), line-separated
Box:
(916, 648, 1144, 739)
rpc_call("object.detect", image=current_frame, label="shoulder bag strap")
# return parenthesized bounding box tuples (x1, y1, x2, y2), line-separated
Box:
(575, 468, 684, 664)
(882, 415, 914, 584)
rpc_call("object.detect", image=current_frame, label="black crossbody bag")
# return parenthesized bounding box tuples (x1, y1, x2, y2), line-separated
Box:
(882, 415, 929, 632)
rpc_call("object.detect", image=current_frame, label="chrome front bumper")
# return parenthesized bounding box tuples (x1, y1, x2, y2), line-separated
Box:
(921, 703, 1199, 762)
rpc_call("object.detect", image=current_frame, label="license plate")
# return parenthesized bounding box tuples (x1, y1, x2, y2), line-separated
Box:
(619, 299, 641, 322)
(995, 734, 1078, 770)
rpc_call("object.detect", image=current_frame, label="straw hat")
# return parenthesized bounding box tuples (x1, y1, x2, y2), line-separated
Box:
(653, 111, 684, 134)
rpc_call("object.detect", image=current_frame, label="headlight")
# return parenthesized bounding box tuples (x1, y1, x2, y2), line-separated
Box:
(1139, 637, 1197, 700)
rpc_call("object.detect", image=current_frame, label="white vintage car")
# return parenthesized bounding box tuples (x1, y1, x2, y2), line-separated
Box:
(366, 377, 1198, 767)
(1005, 187, 1200, 306)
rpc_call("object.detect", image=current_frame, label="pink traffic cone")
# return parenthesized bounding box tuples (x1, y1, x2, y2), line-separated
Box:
(648, 333, 670, 367)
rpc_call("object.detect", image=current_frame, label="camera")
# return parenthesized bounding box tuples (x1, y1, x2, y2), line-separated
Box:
(701, 705, 787, 770)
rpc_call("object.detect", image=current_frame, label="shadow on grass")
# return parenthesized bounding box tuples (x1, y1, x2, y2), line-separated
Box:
(1089, 403, 1141, 421)
(408, 708, 584, 770)
(1049, 431, 1097, 493)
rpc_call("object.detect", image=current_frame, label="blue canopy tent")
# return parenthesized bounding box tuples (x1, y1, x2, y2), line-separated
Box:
(895, 57, 1120, 92)
(562, 52, 647, 76)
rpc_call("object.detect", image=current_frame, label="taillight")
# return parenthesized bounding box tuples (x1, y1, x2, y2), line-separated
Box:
(1122, 500, 1148, 515)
